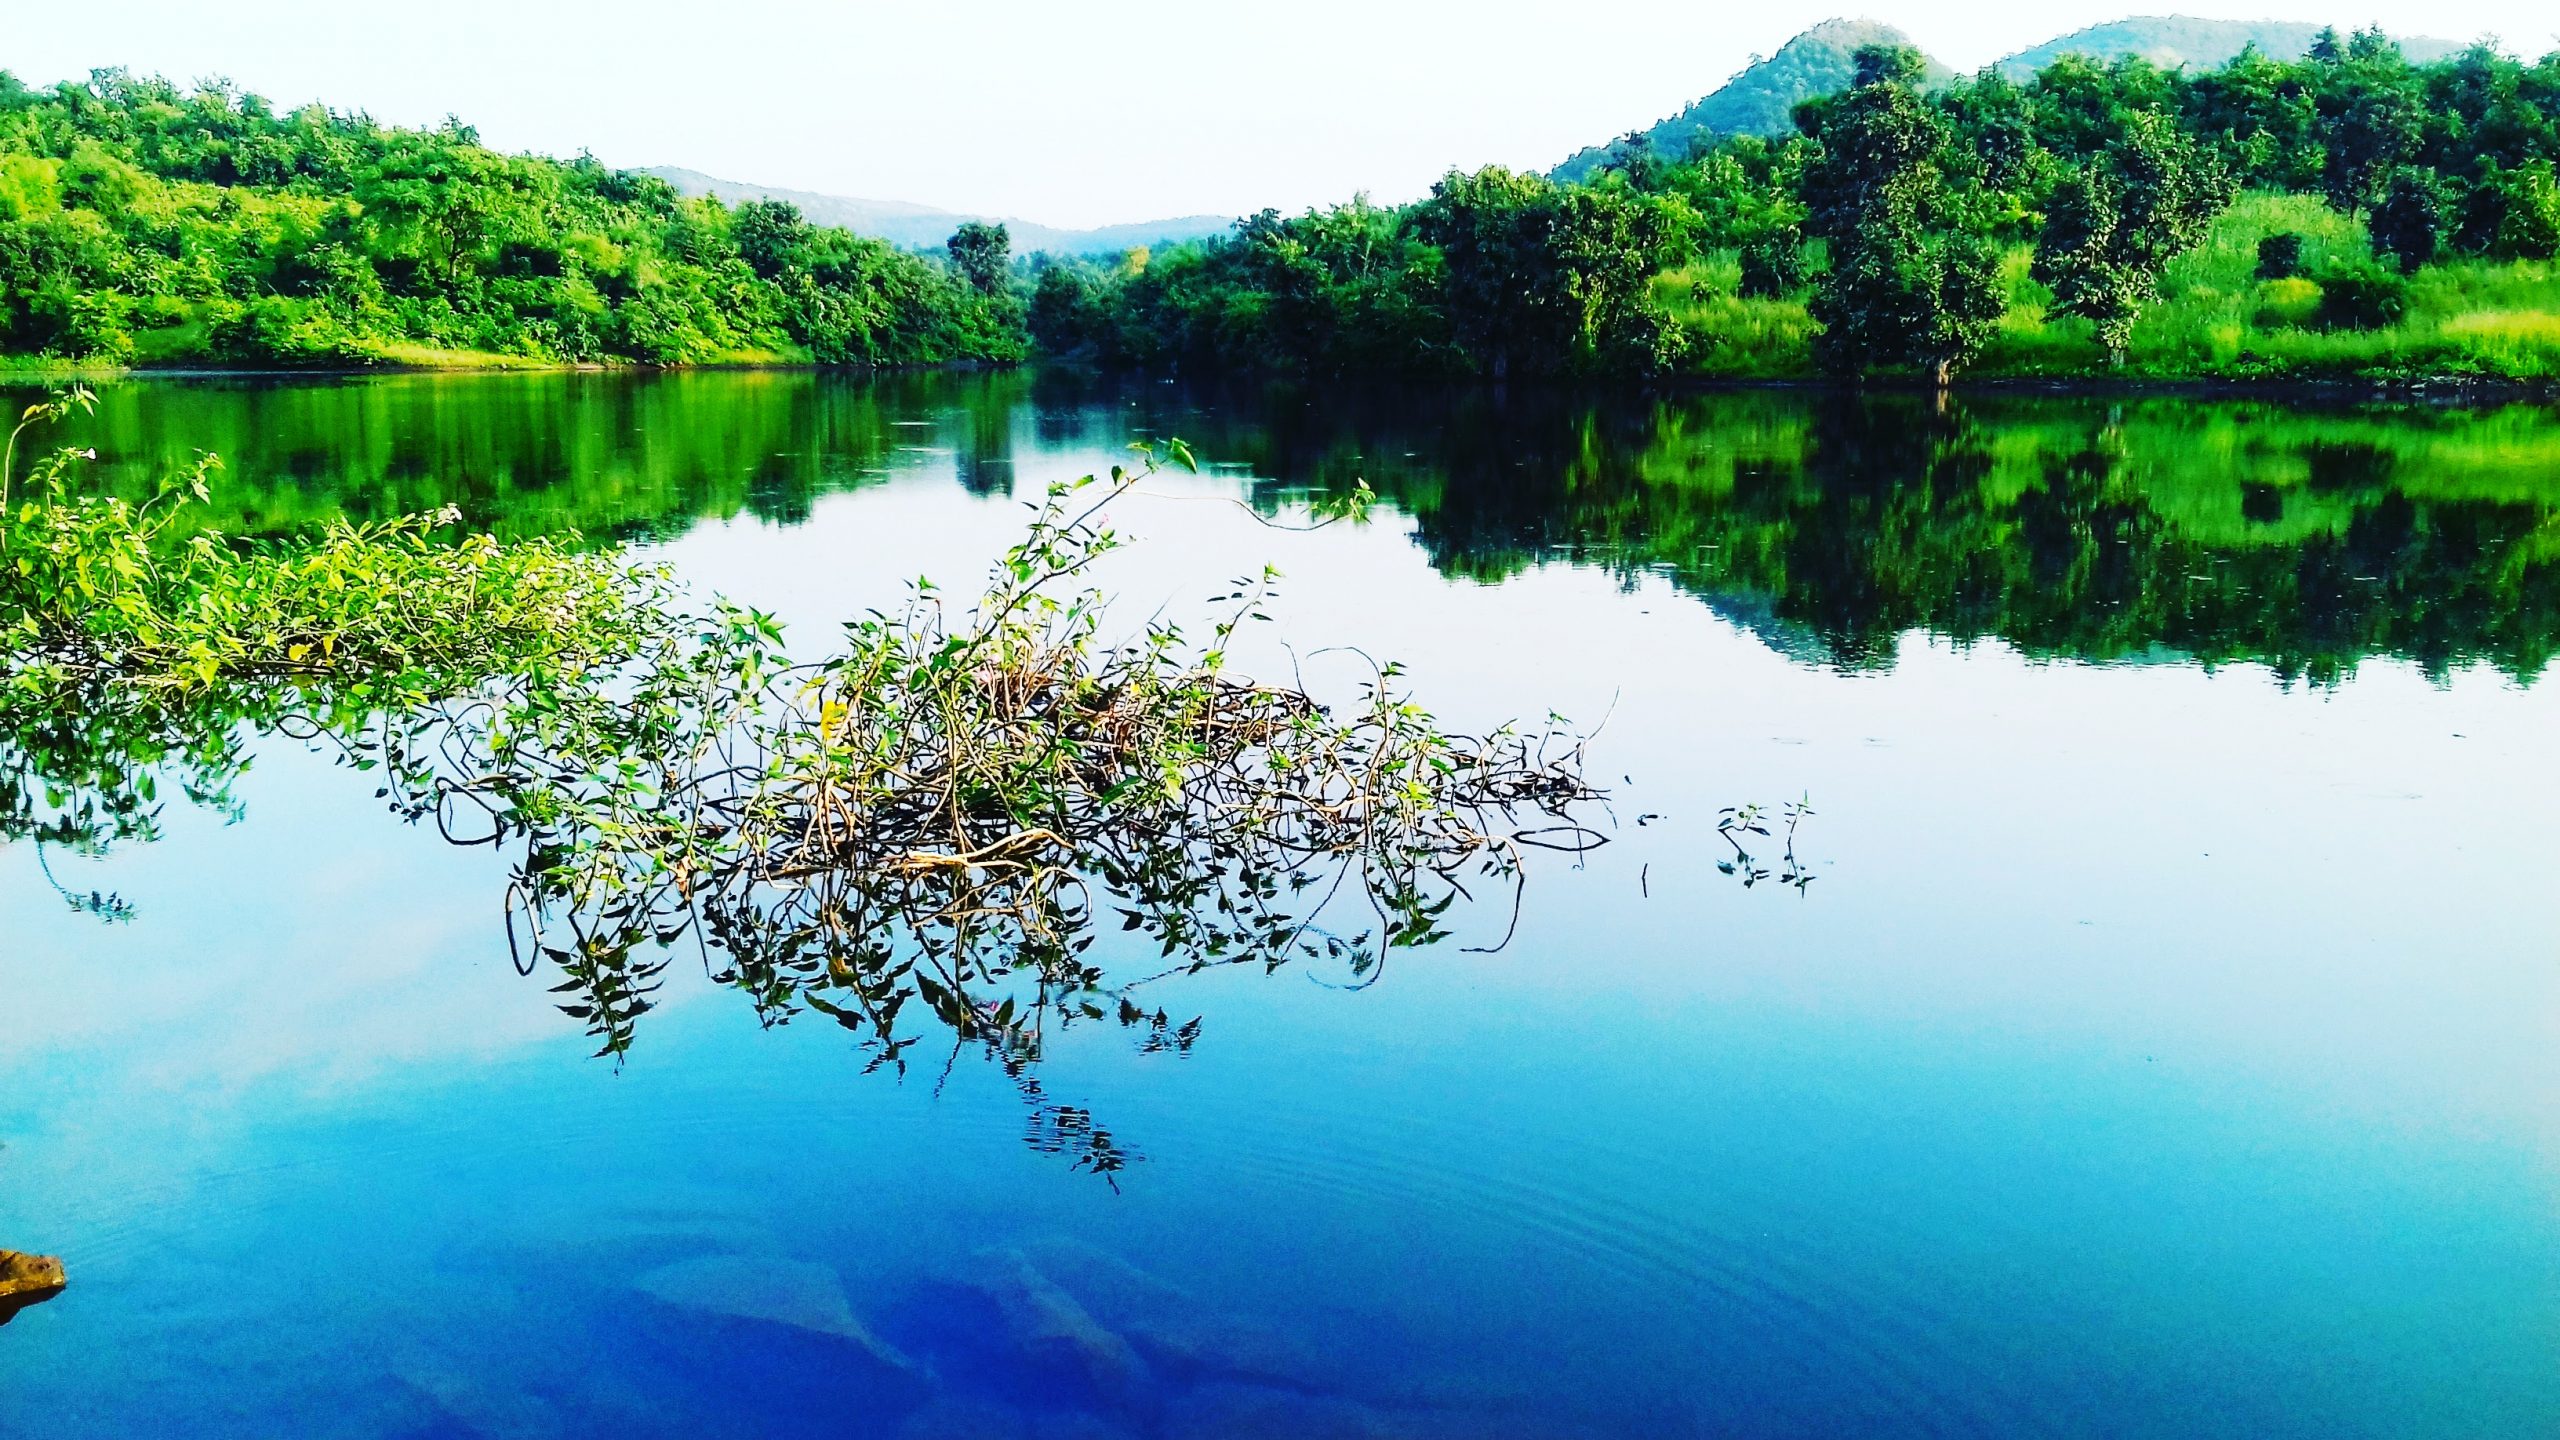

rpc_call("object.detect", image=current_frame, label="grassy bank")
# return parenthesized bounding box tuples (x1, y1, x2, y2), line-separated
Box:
(1662, 194, 2560, 383)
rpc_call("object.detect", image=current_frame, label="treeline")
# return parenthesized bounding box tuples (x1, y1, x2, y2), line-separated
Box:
(1035, 30, 2560, 382)
(1147, 380, 2560, 682)
(0, 70, 1025, 367)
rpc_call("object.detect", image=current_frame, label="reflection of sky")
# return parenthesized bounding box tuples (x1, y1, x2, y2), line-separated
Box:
(2, 404, 2555, 1437)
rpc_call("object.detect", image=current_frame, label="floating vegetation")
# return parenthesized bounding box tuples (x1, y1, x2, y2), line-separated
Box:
(1717, 797, 1816, 892)
(5, 398, 1612, 1177)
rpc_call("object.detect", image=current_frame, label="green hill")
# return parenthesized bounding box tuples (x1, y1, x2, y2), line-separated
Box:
(0, 71, 1030, 369)
(1554, 16, 2478, 184)
(1992, 16, 2467, 78)
(1552, 19, 1950, 182)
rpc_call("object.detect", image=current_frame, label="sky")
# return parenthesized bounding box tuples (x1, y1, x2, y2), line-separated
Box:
(14, 2, 2560, 228)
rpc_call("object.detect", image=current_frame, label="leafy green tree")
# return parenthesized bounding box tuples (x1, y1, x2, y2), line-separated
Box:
(2312, 257, 2409, 329)
(2032, 112, 2232, 363)
(1411, 167, 1685, 377)
(946, 221, 1011, 295)
(2315, 44, 2426, 212)
(1802, 45, 2005, 385)
(1659, 133, 1812, 268)
(2368, 166, 2446, 271)
(2487, 160, 2560, 258)
(1027, 265, 1099, 354)
(731, 199, 812, 281)
(2184, 45, 2323, 191)
(1737, 232, 1809, 297)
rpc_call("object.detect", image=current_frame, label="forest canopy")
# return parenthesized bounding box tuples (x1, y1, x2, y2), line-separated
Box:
(0, 69, 1025, 368)
(1035, 30, 2560, 384)
(11, 33, 2560, 384)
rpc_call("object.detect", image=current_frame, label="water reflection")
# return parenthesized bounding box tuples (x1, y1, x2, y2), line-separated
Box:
(25, 372, 2560, 685)
(1168, 383, 2560, 685)
(7, 373, 2555, 1438)
(2, 469, 1611, 1179)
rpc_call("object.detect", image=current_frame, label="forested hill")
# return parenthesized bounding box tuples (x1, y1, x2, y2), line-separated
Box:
(1553, 19, 1944, 182)
(0, 70, 1028, 368)
(1048, 31, 2560, 386)
(1993, 17, 2464, 79)
(1557, 16, 2467, 179)
(645, 167, 1230, 257)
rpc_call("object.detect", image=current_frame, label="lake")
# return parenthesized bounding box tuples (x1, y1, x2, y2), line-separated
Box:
(2, 370, 2554, 1438)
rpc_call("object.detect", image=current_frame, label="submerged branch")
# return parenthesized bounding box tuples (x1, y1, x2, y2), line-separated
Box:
(4, 415, 1610, 1175)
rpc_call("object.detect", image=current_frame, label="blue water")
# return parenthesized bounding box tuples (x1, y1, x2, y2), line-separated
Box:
(1, 375, 2553, 1437)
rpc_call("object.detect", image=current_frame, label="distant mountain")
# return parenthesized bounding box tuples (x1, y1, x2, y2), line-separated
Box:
(1552, 19, 1952, 182)
(1553, 15, 2475, 183)
(1993, 16, 2466, 78)
(644, 167, 1231, 256)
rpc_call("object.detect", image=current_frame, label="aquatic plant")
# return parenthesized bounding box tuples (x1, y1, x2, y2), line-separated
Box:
(2, 407, 649, 699)
(3, 398, 1609, 1176)
(372, 445, 1605, 1075)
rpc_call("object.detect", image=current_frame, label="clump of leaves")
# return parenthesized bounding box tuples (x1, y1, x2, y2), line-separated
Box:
(413, 441, 1607, 1070)
(3, 386, 650, 704)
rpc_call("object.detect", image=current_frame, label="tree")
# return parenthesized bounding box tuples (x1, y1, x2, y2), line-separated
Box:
(2032, 111, 2233, 363)
(731, 199, 812, 281)
(947, 221, 1011, 295)
(1410, 166, 1684, 378)
(2317, 47, 2426, 212)
(2368, 167, 2445, 272)
(1802, 45, 2006, 386)
(1027, 265, 1098, 354)
(2256, 233, 2307, 279)
(2487, 160, 2560, 259)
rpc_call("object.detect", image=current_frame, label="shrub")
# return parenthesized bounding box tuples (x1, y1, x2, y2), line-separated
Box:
(2255, 233, 2306, 279)
(1738, 234, 1810, 297)
(2490, 162, 2560, 261)
(2369, 169, 2446, 274)
(2312, 260, 2408, 331)
(2252, 275, 2324, 328)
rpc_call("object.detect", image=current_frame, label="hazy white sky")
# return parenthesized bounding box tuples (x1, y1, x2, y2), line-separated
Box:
(14, 2, 2560, 226)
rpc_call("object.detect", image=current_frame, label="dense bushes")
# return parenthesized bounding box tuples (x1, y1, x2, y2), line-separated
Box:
(1033, 175, 1690, 380)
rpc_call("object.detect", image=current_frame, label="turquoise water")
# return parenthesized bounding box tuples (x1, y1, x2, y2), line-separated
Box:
(2, 372, 2554, 1437)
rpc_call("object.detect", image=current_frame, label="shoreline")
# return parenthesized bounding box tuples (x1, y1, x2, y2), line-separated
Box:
(6, 358, 2554, 407)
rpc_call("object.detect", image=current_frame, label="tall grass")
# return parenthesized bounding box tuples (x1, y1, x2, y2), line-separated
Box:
(1654, 257, 1816, 378)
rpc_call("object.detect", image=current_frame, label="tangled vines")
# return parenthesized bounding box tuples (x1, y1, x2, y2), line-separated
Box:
(387, 451, 1606, 1074)
(7, 415, 1609, 1174)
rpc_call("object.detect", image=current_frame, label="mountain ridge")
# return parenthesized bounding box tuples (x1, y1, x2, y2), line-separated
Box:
(1552, 18, 1945, 183)
(643, 167, 1232, 256)
(1994, 17, 2467, 78)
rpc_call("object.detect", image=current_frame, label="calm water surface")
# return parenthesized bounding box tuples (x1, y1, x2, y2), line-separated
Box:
(2, 371, 2553, 1437)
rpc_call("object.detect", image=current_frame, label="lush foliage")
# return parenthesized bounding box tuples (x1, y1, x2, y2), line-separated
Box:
(2, 386, 647, 698)
(1059, 32, 2560, 384)
(1033, 178, 1692, 379)
(1799, 46, 2008, 381)
(0, 70, 1027, 367)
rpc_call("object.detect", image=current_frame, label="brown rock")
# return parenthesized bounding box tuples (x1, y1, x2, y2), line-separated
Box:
(0, 1250, 65, 1326)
